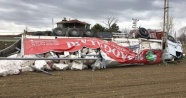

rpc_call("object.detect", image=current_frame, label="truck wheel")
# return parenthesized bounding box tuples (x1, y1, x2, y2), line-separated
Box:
(53, 28, 66, 36)
(69, 29, 80, 37)
(84, 29, 95, 37)
(138, 28, 149, 38)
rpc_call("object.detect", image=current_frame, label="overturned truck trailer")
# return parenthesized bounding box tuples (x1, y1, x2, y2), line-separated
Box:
(0, 33, 184, 76)
(0, 29, 184, 66)
(23, 35, 163, 66)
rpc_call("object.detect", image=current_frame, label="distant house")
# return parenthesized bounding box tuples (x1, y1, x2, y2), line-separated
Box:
(56, 18, 91, 29)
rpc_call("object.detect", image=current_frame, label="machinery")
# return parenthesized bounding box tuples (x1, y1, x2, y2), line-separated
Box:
(31, 18, 95, 37)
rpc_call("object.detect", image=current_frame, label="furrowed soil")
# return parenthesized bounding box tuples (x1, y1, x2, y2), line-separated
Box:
(0, 64, 186, 98)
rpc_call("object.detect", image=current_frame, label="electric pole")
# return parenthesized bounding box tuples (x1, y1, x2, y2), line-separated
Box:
(52, 18, 54, 31)
(163, 0, 169, 49)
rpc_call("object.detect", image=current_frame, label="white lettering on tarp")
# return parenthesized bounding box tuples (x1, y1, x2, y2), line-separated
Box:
(66, 42, 80, 48)
(67, 42, 72, 48)
(101, 42, 130, 60)
(31, 40, 59, 46)
(80, 39, 86, 44)
(104, 44, 111, 53)
(127, 56, 134, 60)
(96, 40, 105, 48)
(90, 41, 95, 45)
(96, 41, 101, 47)
(121, 52, 126, 60)
(66, 39, 104, 49)
(112, 48, 120, 58)
(52, 40, 60, 45)
(81, 39, 99, 46)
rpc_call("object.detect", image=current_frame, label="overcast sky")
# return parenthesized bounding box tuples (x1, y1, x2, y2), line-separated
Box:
(0, 0, 186, 34)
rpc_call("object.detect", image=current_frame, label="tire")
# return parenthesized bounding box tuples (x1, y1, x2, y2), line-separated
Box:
(138, 28, 149, 38)
(78, 28, 84, 37)
(53, 28, 66, 36)
(68, 28, 80, 37)
(84, 29, 95, 37)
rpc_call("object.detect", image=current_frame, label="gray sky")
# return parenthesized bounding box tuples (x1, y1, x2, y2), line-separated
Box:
(0, 0, 185, 34)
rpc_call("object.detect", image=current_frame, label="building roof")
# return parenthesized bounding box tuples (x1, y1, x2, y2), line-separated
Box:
(57, 19, 90, 25)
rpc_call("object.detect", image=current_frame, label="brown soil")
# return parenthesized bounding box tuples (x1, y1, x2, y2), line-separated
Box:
(0, 63, 186, 98)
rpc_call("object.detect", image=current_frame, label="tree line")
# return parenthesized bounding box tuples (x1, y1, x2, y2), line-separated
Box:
(91, 15, 186, 44)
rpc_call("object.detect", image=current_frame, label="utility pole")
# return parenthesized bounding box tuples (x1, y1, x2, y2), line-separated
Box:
(163, 0, 169, 49)
(52, 18, 54, 31)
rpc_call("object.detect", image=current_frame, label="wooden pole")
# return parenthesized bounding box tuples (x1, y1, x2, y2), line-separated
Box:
(163, 0, 169, 49)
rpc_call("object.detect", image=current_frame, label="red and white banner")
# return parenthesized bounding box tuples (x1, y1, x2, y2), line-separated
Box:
(24, 38, 162, 64)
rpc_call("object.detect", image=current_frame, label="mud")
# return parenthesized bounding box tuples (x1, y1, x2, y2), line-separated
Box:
(0, 63, 186, 98)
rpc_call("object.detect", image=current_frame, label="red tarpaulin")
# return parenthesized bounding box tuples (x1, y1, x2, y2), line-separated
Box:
(24, 38, 162, 64)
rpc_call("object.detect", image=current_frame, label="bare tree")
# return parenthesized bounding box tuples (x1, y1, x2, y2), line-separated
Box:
(177, 26, 186, 44)
(179, 26, 186, 35)
(177, 33, 186, 45)
(102, 15, 118, 32)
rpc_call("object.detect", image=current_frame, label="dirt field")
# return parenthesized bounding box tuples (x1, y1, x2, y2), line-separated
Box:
(0, 63, 186, 98)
